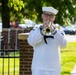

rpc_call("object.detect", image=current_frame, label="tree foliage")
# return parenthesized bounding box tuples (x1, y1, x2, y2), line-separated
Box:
(7, 0, 24, 22)
(1, 0, 76, 27)
(8, 0, 24, 11)
(22, 0, 76, 25)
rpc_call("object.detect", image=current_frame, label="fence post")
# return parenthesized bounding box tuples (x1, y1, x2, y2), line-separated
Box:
(0, 30, 2, 55)
(18, 33, 33, 75)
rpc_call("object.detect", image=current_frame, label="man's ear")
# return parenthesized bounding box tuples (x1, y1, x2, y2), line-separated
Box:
(53, 16, 56, 22)
(42, 14, 44, 19)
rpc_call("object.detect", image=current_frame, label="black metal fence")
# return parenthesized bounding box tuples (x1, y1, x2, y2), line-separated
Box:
(0, 28, 31, 75)
(0, 49, 19, 75)
(0, 28, 27, 75)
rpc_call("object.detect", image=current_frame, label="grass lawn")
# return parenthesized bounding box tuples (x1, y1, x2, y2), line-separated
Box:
(61, 42, 76, 75)
(0, 52, 19, 75)
(0, 42, 76, 75)
(0, 58, 19, 75)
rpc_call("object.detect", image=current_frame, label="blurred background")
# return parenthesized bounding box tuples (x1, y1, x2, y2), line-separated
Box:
(0, 0, 76, 35)
(0, 0, 76, 75)
(0, 0, 76, 29)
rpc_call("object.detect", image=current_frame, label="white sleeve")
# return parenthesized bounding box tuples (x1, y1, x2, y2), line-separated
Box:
(27, 28, 43, 46)
(53, 30, 67, 47)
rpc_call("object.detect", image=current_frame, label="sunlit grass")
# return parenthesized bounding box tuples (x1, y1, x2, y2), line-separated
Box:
(0, 42, 76, 75)
(0, 58, 19, 75)
(61, 42, 76, 75)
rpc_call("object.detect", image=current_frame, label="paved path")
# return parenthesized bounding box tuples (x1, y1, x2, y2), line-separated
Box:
(65, 35, 76, 75)
(65, 35, 76, 42)
(70, 65, 76, 75)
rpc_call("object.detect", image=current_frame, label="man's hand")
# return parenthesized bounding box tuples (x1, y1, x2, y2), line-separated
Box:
(49, 25, 55, 33)
(43, 20, 49, 28)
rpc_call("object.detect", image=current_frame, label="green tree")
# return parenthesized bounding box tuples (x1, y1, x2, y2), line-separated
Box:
(22, 0, 76, 25)
(8, 0, 24, 21)
(0, 0, 24, 28)
(8, 0, 24, 23)
(1, 0, 76, 28)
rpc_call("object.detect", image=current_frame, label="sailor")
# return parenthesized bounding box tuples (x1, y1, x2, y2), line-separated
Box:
(27, 6, 67, 75)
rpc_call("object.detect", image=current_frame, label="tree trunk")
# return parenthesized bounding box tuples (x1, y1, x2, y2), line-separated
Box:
(1, 0, 10, 28)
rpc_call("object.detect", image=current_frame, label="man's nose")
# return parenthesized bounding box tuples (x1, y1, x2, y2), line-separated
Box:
(47, 16, 51, 19)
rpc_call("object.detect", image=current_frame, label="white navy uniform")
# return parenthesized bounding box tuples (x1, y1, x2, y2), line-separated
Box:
(27, 24, 67, 75)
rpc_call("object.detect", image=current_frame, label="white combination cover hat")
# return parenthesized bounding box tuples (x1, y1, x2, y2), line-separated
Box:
(42, 7, 58, 15)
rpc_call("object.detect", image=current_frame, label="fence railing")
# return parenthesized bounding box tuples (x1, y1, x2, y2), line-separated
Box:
(0, 28, 30, 75)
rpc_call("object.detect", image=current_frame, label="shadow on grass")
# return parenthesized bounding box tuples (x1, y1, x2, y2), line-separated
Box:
(61, 71, 70, 75)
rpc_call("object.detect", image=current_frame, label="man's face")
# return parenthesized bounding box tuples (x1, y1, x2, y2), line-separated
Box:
(42, 12, 56, 22)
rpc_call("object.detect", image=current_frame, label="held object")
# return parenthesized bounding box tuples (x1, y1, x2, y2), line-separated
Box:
(42, 22, 55, 35)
